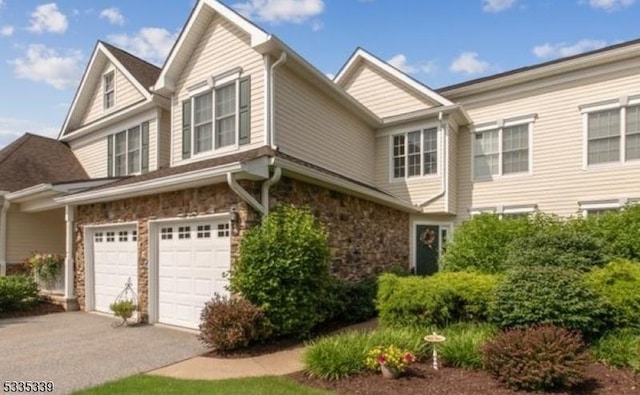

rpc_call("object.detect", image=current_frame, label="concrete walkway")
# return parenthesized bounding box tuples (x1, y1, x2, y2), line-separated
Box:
(148, 319, 378, 380)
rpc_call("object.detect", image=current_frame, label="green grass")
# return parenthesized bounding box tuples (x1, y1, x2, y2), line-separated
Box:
(439, 322, 498, 370)
(591, 328, 640, 373)
(72, 375, 334, 395)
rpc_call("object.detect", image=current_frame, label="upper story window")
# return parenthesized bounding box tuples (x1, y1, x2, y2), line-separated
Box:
(584, 101, 640, 166)
(181, 72, 251, 160)
(392, 127, 438, 179)
(103, 71, 115, 110)
(472, 115, 535, 180)
(107, 121, 149, 177)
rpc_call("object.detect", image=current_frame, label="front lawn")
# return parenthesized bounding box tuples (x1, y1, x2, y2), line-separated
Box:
(72, 375, 334, 395)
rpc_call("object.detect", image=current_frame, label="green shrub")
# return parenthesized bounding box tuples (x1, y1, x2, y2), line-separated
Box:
(198, 295, 272, 351)
(505, 230, 604, 271)
(441, 213, 532, 274)
(489, 266, 605, 335)
(591, 328, 640, 373)
(582, 204, 640, 262)
(584, 260, 640, 329)
(327, 279, 377, 324)
(483, 325, 590, 391)
(303, 327, 427, 380)
(439, 323, 498, 370)
(0, 275, 39, 312)
(377, 272, 499, 328)
(377, 273, 456, 328)
(230, 205, 332, 338)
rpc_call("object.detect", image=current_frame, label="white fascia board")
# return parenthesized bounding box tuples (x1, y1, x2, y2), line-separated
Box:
(155, 0, 269, 93)
(272, 157, 419, 213)
(5, 184, 53, 201)
(335, 48, 454, 107)
(382, 104, 472, 128)
(55, 163, 245, 205)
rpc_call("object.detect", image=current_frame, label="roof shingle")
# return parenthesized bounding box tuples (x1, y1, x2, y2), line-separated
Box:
(100, 41, 161, 92)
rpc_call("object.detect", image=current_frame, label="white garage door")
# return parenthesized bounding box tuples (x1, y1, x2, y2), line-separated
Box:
(158, 219, 231, 329)
(93, 226, 138, 314)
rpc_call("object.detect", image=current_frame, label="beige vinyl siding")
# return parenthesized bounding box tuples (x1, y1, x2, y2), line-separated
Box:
(6, 207, 64, 264)
(171, 14, 265, 166)
(159, 109, 171, 168)
(374, 134, 445, 212)
(80, 62, 146, 127)
(455, 59, 640, 224)
(343, 62, 435, 119)
(275, 66, 376, 185)
(70, 111, 158, 178)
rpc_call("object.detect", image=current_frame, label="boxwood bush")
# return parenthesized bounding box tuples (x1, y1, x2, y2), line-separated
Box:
(327, 278, 377, 324)
(0, 275, 39, 312)
(230, 204, 332, 338)
(377, 272, 499, 328)
(584, 260, 640, 329)
(489, 266, 605, 336)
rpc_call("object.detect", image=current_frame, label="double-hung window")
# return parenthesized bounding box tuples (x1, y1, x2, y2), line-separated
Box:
(103, 71, 115, 110)
(182, 73, 251, 159)
(584, 101, 640, 166)
(473, 117, 533, 180)
(392, 127, 438, 179)
(107, 122, 149, 177)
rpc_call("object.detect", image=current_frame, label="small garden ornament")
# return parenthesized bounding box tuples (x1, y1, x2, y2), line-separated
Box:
(366, 345, 415, 379)
(424, 332, 447, 370)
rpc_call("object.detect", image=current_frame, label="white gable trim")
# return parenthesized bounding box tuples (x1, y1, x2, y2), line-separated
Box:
(155, 0, 269, 93)
(59, 42, 153, 139)
(335, 48, 454, 107)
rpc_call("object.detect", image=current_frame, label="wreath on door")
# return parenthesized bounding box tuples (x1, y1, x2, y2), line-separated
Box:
(420, 229, 436, 249)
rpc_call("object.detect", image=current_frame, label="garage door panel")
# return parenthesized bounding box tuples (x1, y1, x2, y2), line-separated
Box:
(158, 219, 230, 329)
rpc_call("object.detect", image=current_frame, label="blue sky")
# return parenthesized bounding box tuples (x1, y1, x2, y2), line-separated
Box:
(0, 0, 639, 149)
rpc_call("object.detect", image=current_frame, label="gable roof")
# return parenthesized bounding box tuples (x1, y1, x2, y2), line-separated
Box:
(59, 41, 160, 138)
(0, 134, 88, 193)
(155, 0, 269, 93)
(438, 38, 640, 97)
(334, 48, 454, 107)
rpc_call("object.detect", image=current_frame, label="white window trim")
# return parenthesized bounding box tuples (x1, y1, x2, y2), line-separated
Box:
(189, 71, 243, 160)
(470, 204, 537, 218)
(109, 120, 149, 177)
(579, 198, 626, 217)
(103, 70, 116, 111)
(389, 124, 441, 182)
(581, 94, 640, 170)
(471, 114, 536, 182)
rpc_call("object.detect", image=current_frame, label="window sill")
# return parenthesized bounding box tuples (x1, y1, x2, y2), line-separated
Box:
(583, 159, 640, 172)
(473, 171, 532, 183)
(390, 174, 440, 183)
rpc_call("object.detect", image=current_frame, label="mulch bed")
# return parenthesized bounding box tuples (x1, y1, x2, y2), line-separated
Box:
(0, 301, 65, 320)
(290, 363, 639, 395)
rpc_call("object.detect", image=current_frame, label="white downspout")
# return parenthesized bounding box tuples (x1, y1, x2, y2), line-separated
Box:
(261, 166, 282, 215)
(64, 205, 75, 300)
(268, 52, 287, 149)
(0, 195, 10, 276)
(419, 111, 448, 208)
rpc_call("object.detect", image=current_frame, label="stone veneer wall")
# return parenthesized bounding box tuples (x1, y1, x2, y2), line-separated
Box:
(73, 176, 410, 319)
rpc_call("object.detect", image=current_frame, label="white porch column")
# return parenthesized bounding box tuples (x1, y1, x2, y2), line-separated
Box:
(64, 205, 75, 299)
(0, 196, 10, 277)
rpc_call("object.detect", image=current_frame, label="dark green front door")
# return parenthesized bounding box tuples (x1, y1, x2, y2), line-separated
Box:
(415, 225, 440, 276)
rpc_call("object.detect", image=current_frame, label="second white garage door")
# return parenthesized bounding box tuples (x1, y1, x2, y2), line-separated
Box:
(158, 219, 231, 329)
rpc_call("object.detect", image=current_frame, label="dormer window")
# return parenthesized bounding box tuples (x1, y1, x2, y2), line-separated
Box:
(104, 71, 115, 110)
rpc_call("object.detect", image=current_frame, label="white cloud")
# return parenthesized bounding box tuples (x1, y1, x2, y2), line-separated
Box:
(449, 52, 490, 74)
(532, 39, 607, 59)
(108, 28, 178, 65)
(100, 7, 124, 25)
(588, 0, 635, 11)
(387, 54, 437, 75)
(28, 3, 68, 34)
(482, 0, 517, 12)
(0, 25, 14, 37)
(234, 0, 325, 23)
(10, 44, 83, 90)
(0, 118, 58, 149)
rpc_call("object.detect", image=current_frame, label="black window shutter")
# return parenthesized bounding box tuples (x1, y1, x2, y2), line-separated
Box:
(141, 121, 149, 173)
(107, 135, 113, 177)
(182, 100, 192, 159)
(239, 77, 251, 145)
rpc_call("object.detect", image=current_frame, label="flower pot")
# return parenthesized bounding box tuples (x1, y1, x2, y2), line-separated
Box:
(380, 363, 400, 379)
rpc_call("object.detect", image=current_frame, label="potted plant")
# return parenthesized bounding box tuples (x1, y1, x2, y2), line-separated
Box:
(109, 299, 137, 324)
(27, 252, 63, 288)
(365, 345, 415, 379)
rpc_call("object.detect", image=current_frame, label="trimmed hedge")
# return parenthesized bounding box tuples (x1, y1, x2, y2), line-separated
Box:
(327, 279, 377, 324)
(584, 260, 640, 329)
(377, 272, 499, 328)
(0, 275, 39, 312)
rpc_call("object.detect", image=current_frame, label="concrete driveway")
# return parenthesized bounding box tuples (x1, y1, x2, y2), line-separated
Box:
(0, 312, 207, 394)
